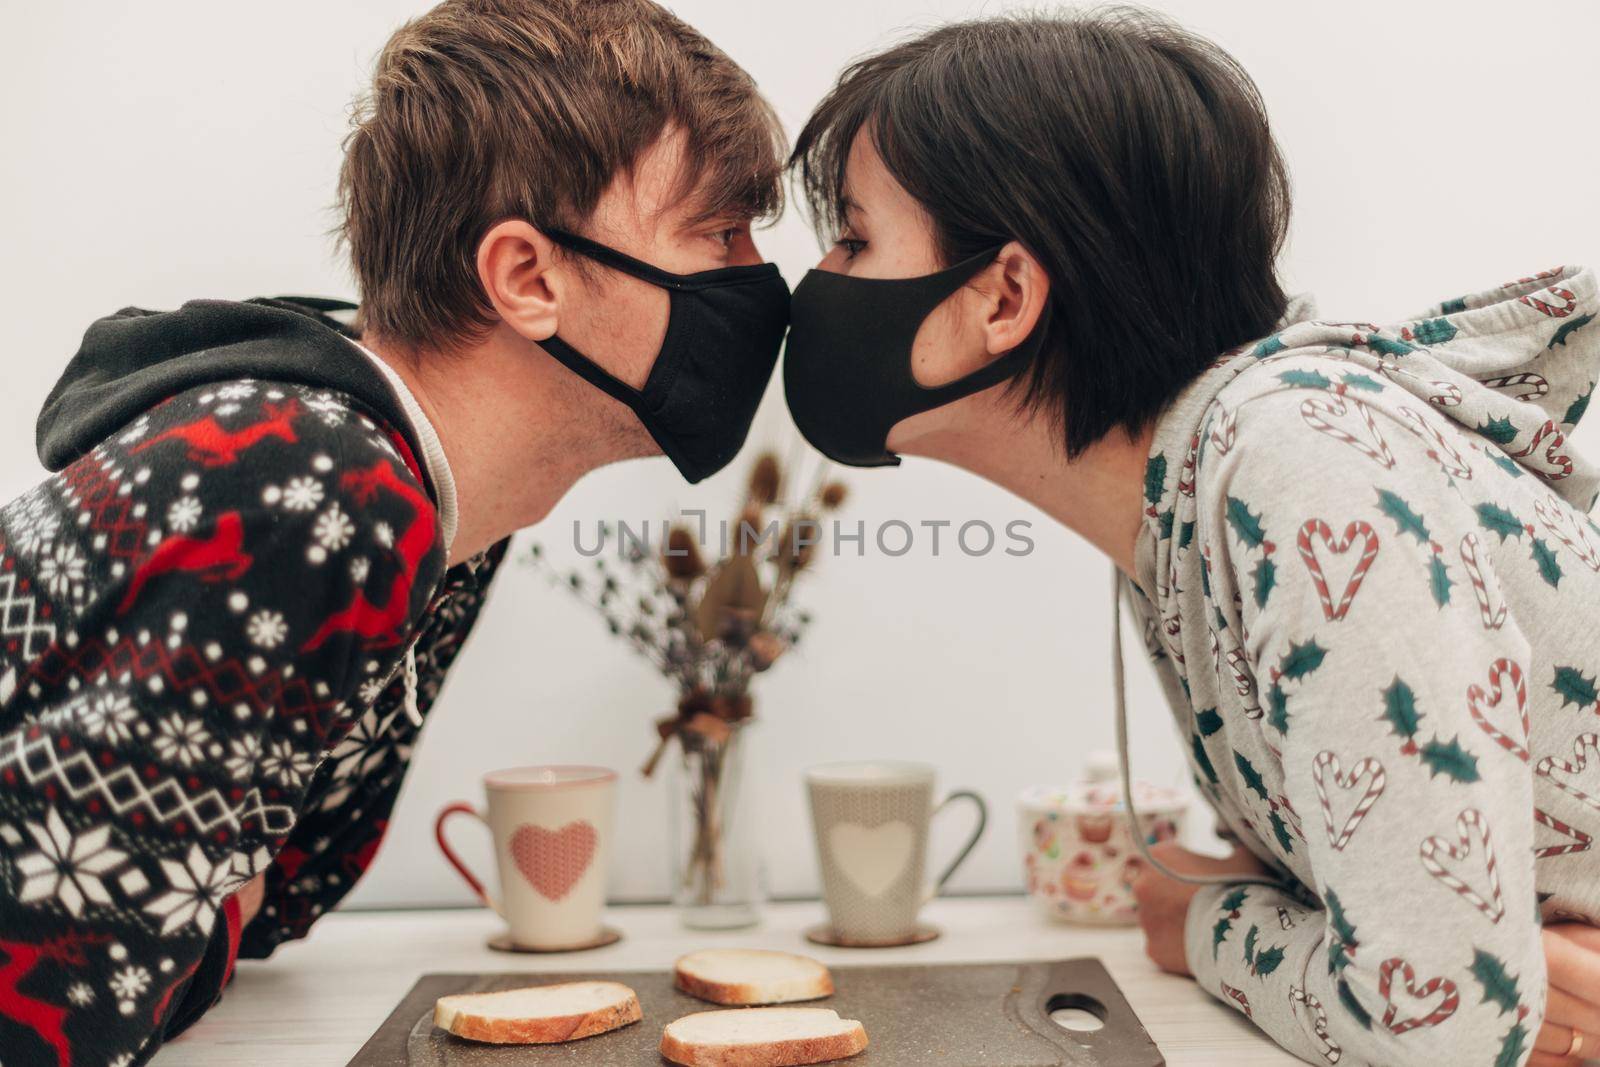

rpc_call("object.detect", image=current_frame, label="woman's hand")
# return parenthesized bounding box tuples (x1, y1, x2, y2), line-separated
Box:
(1130, 841, 1267, 976)
(1531, 923, 1600, 1067)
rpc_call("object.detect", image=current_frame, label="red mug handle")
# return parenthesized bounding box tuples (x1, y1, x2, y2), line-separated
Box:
(434, 802, 501, 915)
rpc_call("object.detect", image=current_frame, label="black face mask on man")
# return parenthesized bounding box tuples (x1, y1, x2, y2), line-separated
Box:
(783, 247, 1048, 467)
(538, 228, 790, 483)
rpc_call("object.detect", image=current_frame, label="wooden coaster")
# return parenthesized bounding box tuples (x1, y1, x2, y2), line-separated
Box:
(803, 922, 941, 948)
(486, 926, 623, 954)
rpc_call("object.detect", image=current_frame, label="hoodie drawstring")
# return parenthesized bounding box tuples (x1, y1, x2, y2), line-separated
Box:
(402, 642, 422, 728)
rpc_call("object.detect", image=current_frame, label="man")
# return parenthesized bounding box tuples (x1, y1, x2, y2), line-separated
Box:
(0, 2, 787, 1063)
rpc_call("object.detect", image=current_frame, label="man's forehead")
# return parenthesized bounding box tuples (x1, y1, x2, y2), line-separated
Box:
(593, 126, 744, 242)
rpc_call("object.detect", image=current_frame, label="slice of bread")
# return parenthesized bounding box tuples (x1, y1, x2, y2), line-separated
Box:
(675, 949, 835, 1006)
(433, 980, 641, 1044)
(660, 1007, 868, 1067)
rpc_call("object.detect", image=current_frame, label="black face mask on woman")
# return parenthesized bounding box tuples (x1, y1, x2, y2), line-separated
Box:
(539, 228, 790, 483)
(783, 247, 1048, 467)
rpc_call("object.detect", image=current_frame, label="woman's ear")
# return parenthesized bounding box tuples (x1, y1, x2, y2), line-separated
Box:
(476, 220, 562, 342)
(981, 240, 1049, 357)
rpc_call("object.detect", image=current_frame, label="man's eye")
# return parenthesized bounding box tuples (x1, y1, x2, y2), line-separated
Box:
(836, 237, 867, 259)
(712, 227, 739, 249)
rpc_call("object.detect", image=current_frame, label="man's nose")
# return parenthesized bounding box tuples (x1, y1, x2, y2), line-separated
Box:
(730, 232, 764, 268)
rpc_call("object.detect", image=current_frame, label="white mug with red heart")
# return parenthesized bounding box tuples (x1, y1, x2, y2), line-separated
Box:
(435, 765, 615, 950)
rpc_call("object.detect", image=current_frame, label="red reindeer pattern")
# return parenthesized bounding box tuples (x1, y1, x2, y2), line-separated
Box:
(132, 399, 299, 467)
(0, 931, 110, 1067)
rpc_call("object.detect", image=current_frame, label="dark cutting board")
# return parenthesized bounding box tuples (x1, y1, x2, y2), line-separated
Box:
(347, 958, 1164, 1067)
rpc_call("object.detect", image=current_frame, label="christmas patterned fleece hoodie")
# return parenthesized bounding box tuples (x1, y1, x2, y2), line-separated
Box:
(1128, 265, 1600, 1067)
(0, 298, 505, 1066)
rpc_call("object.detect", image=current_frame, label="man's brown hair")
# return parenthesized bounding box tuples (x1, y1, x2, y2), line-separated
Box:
(338, 0, 784, 352)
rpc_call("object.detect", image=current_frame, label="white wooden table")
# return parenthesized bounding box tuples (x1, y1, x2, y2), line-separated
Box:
(150, 895, 1298, 1066)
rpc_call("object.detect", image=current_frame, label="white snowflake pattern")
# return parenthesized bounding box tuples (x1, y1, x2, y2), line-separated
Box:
(282, 477, 325, 511)
(76, 692, 139, 745)
(144, 844, 236, 936)
(14, 809, 127, 918)
(313, 504, 355, 552)
(306, 393, 348, 426)
(357, 676, 389, 706)
(108, 964, 151, 1000)
(117, 417, 151, 444)
(10, 503, 60, 557)
(165, 496, 203, 533)
(246, 609, 288, 649)
(349, 556, 370, 583)
(67, 981, 95, 1006)
(260, 737, 314, 788)
(374, 522, 394, 548)
(109, 1054, 135, 1067)
(38, 542, 86, 600)
(217, 383, 256, 400)
(151, 713, 211, 768)
(214, 403, 241, 416)
(224, 734, 262, 781)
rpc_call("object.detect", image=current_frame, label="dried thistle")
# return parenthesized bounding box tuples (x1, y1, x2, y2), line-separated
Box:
(820, 482, 849, 510)
(747, 451, 782, 506)
(663, 524, 705, 581)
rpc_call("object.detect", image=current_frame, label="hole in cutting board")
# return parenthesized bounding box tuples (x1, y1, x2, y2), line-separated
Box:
(1046, 993, 1107, 1033)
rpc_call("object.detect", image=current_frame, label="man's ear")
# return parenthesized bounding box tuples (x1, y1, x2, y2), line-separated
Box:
(476, 219, 563, 342)
(981, 241, 1049, 357)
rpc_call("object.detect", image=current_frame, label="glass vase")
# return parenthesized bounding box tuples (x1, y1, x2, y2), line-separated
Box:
(669, 720, 764, 929)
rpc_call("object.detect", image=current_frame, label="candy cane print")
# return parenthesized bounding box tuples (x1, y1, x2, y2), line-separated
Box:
(1299, 394, 1396, 469)
(1289, 987, 1342, 1063)
(1468, 658, 1530, 763)
(1297, 519, 1380, 620)
(1533, 807, 1593, 858)
(1222, 981, 1253, 1018)
(1396, 407, 1472, 479)
(1535, 495, 1600, 571)
(1458, 533, 1507, 629)
(1178, 431, 1199, 497)
(1312, 751, 1386, 850)
(1509, 418, 1574, 479)
(1377, 958, 1461, 1034)
(1502, 266, 1566, 289)
(1210, 405, 1237, 455)
(1477, 373, 1550, 402)
(1227, 647, 1261, 718)
(1535, 734, 1600, 812)
(1519, 285, 1577, 318)
(1420, 809, 1505, 923)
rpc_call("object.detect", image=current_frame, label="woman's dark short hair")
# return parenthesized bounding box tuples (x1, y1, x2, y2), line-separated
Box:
(791, 6, 1292, 457)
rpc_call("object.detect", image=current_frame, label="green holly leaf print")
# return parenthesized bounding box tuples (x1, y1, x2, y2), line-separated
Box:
(1341, 371, 1384, 392)
(1564, 386, 1593, 427)
(1253, 944, 1286, 978)
(1242, 924, 1259, 965)
(1428, 554, 1453, 606)
(1440, 297, 1469, 314)
(1277, 367, 1331, 389)
(1280, 639, 1327, 681)
(1551, 666, 1598, 710)
(1476, 416, 1519, 446)
(1337, 979, 1372, 1030)
(1192, 733, 1220, 784)
(1326, 888, 1358, 975)
(1364, 334, 1417, 357)
(1178, 519, 1195, 550)
(1254, 334, 1288, 357)
(1419, 735, 1482, 783)
(1489, 452, 1525, 479)
(1226, 496, 1267, 548)
(1144, 454, 1167, 505)
(1380, 677, 1424, 742)
(1195, 707, 1224, 736)
(1548, 311, 1595, 350)
(1157, 508, 1175, 540)
(1234, 750, 1270, 800)
(1252, 556, 1277, 607)
(1470, 948, 1521, 1016)
(1495, 1021, 1530, 1067)
(1411, 317, 1458, 345)
(1377, 490, 1431, 543)
(1220, 887, 1249, 914)
(1269, 809, 1294, 854)
(1475, 502, 1527, 542)
(1531, 537, 1563, 587)
(1267, 683, 1289, 735)
(1212, 916, 1233, 959)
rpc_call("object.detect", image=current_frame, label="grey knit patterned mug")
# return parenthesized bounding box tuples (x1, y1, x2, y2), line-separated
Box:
(805, 761, 988, 944)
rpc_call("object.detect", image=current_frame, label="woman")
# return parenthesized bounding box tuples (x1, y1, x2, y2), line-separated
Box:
(783, 10, 1600, 1067)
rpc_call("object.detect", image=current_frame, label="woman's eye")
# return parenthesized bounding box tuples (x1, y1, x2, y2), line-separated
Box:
(836, 237, 867, 259)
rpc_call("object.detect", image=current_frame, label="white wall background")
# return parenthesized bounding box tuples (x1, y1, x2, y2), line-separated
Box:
(3, 1, 1598, 908)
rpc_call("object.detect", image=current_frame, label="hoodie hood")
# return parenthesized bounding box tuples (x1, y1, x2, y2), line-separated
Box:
(37, 296, 423, 477)
(1145, 264, 1600, 527)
